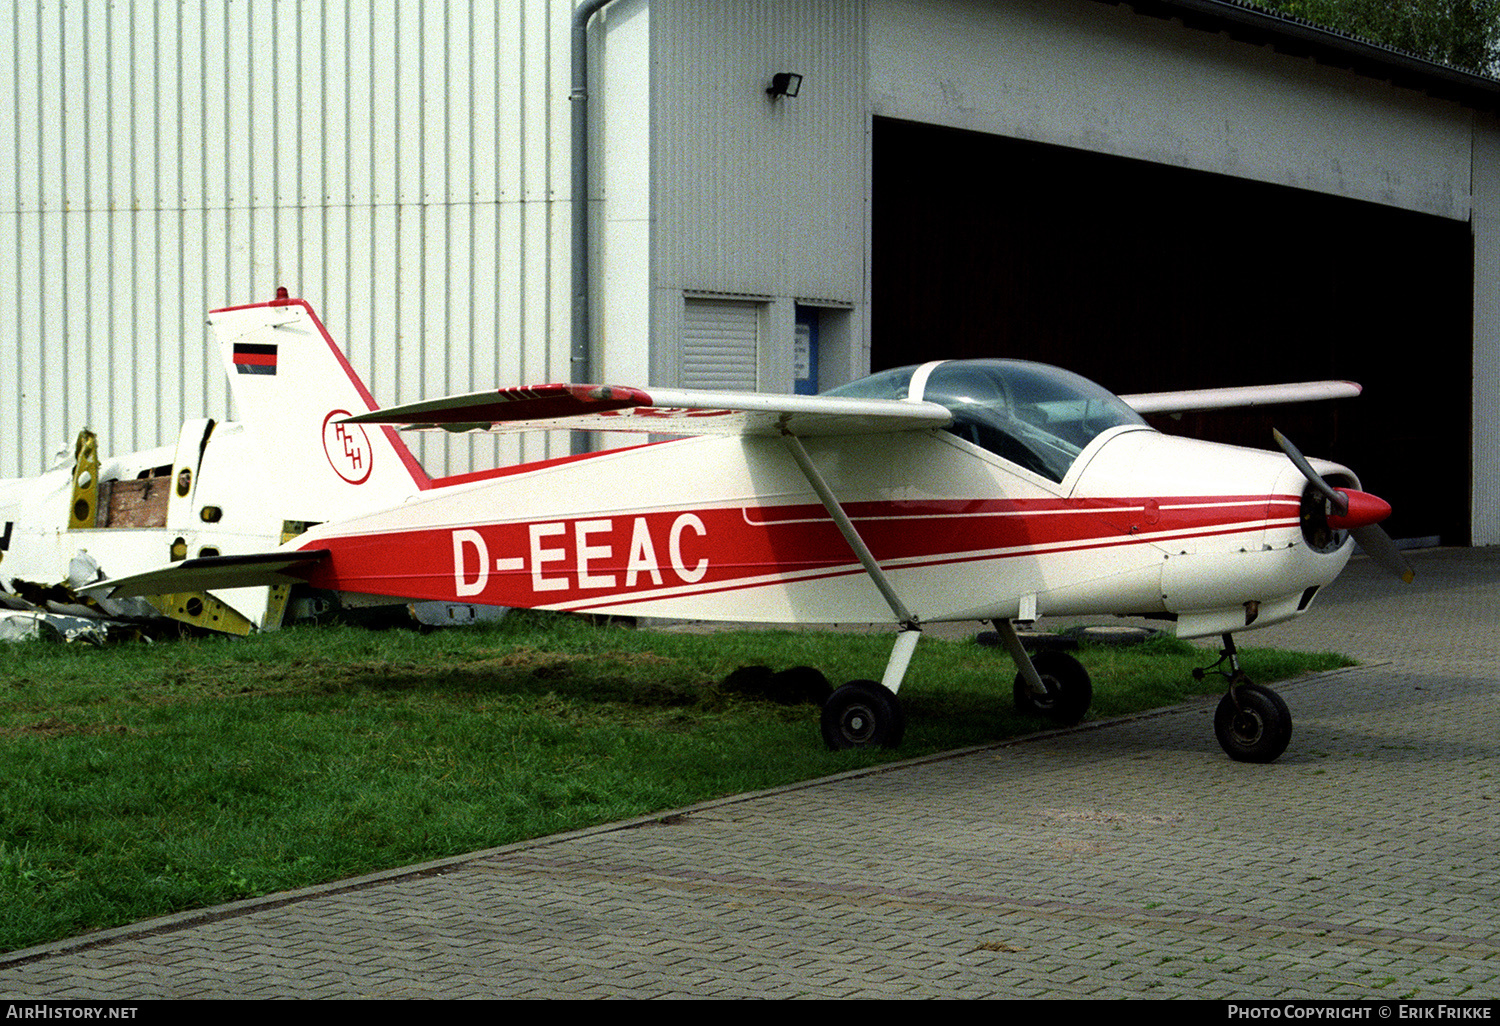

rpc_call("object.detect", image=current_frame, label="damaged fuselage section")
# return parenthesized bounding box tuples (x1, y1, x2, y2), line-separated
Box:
(1, 293, 515, 642)
(1, 424, 301, 638)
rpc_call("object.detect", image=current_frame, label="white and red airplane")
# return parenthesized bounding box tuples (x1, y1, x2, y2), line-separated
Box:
(85, 293, 1410, 762)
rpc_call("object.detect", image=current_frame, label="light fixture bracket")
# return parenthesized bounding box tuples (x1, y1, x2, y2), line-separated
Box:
(766, 72, 803, 99)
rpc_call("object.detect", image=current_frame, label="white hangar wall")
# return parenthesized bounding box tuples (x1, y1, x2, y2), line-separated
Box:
(591, 0, 869, 395)
(869, 0, 1475, 218)
(0, 0, 576, 480)
(1471, 120, 1500, 546)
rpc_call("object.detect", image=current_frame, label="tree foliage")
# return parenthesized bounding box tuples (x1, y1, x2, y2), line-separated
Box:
(1253, 0, 1500, 73)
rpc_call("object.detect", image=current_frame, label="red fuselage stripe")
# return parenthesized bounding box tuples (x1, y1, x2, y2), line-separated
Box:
(301, 495, 1300, 609)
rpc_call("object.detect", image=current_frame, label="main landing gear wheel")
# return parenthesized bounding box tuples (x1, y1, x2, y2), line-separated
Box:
(1214, 683, 1292, 763)
(821, 680, 906, 750)
(1013, 650, 1093, 725)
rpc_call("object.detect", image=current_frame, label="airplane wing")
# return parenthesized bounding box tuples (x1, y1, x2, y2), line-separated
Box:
(83, 550, 331, 600)
(341, 384, 953, 437)
(342, 377, 1359, 435)
(1120, 380, 1362, 414)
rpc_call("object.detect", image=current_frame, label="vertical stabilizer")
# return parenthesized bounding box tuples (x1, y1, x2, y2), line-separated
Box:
(210, 294, 430, 522)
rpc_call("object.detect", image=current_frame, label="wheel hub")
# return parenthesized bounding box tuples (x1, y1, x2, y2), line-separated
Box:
(1230, 708, 1264, 744)
(1031, 675, 1059, 707)
(841, 704, 875, 742)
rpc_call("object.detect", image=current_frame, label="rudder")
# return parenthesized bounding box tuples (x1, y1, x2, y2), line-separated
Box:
(210, 292, 430, 523)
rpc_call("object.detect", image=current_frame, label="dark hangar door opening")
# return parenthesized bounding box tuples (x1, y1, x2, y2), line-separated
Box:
(872, 117, 1472, 545)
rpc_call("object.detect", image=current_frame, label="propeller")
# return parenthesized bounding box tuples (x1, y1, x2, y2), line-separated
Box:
(1272, 429, 1415, 584)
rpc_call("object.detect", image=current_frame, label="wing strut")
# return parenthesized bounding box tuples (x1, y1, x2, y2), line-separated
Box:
(779, 430, 922, 697)
(780, 431, 916, 629)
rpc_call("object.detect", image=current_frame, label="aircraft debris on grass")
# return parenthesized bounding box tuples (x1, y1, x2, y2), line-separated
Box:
(76, 293, 1408, 762)
(0, 289, 501, 641)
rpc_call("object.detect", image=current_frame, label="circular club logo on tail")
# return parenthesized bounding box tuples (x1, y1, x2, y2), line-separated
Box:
(322, 410, 373, 485)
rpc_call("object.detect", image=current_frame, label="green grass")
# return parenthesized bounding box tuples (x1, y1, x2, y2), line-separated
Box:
(0, 613, 1351, 953)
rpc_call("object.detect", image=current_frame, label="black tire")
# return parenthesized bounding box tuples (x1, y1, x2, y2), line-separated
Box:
(1214, 683, 1292, 763)
(1012, 650, 1093, 725)
(821, 680, 906, 750)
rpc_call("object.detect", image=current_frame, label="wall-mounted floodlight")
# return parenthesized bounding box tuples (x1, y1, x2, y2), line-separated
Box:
(766, 72, 803, 99)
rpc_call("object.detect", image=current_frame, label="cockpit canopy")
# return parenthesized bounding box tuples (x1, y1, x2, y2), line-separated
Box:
(824, 359, 1146, 482)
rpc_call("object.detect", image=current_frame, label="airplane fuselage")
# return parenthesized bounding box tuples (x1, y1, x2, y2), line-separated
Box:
(293, 423, 1354, 638)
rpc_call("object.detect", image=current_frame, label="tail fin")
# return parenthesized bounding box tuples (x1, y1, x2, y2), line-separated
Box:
(211, 293, 430, 522)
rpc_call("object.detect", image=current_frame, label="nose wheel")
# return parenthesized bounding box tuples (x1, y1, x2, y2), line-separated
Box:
(1214, 682, 1292, 763)
(1199, 633, 1293, 763)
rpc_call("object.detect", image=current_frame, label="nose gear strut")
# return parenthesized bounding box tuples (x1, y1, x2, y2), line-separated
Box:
(1193, 631, 1251, 686)
(1195, 633, 1293, 763)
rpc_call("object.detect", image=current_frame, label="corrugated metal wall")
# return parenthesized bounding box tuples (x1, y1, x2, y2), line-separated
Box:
(639, 0, 867, 393)
(1, 0, 573, 478)
(655, 0, 865, 303)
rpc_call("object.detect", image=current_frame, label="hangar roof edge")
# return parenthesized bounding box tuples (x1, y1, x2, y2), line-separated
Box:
(1095, 0, 1500, 113)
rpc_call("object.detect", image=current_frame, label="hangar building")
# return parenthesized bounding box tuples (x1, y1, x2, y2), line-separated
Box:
(3, 0, 1497, 544)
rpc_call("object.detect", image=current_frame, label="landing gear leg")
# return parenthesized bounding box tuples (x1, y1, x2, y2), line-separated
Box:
(1193, 632, 1251, 685)
(781, 432, 922, 753)
(1199, 633, 1293, 763)
(995, 619, 1092, 724)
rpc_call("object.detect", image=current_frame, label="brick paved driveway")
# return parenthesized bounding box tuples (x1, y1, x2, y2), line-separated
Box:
(1, 549, 1495, 999)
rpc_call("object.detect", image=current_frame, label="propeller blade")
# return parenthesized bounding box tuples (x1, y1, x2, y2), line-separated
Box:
(1273, 429, 1414, 584)
(1272, 428, 1348, 516)
(1352, 524, 1416, 584)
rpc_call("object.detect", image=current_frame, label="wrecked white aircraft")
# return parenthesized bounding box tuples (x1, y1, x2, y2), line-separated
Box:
(0, 290, 500, 639)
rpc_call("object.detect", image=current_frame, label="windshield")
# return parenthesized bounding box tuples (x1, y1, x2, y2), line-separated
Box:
(826, 359, 1145, 482)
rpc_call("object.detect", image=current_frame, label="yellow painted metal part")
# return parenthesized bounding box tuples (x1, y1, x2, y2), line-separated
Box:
(261, 584, 292, 630)
(144, 592, 255, 636)
(281, 520, 315, 543)
(68, 430, 101, 529)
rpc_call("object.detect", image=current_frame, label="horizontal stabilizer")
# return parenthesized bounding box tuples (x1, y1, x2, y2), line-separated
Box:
(343, 383, 953, 438)
(1121, 381, 1362, 415)
(84, 550, 331, 599)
